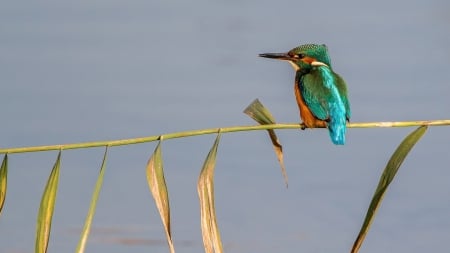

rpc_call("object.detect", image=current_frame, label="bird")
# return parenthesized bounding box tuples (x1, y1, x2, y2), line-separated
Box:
(259, 44, 350, 145)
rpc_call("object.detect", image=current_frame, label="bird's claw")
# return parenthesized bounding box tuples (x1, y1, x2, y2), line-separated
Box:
(300, 123, 307, 130)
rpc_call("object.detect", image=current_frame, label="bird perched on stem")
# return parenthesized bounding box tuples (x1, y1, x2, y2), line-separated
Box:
(259, 44, 351, 145)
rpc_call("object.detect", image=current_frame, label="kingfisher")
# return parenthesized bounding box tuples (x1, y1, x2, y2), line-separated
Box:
(259, 44, 351, 145)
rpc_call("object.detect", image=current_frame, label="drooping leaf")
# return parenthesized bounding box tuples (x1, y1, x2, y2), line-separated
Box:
(0, 154, 8, 217)
(351, 126, 428, 253)
(244, 98, 278, 124)
(244, 98, 288, 187)
(146, 140, 174, 253)
(76, 146, 109, 253)
(35, 151, 62, 253)
(197, 133, 223, 253)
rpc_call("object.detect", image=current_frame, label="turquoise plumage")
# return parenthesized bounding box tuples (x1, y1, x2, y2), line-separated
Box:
(260, 44, 351, 145)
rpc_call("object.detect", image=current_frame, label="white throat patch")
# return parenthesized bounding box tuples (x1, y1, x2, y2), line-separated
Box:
(288, 61, 300, 71)
(287, 60, 329, 71)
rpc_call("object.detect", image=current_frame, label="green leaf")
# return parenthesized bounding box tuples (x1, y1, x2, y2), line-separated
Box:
(197, 133, 223, 253)
(0, 154, 8, 217)
(351, 126, 428, 253)
(244, 98, 288, 187)
(146, 140, 174, 253)
(35, 151, 62, 253)
(76, 146, 109, 253)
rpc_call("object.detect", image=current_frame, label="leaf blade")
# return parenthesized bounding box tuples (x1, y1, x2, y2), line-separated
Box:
(244, 99, 288, 187)
(0, 154, 8, 217)
(35, 151, 61, 253)
(197, 133, 223, 253)
(351, 126, 428, 253)
(146, 140, 174, 253)
(76, 147, 109, 253)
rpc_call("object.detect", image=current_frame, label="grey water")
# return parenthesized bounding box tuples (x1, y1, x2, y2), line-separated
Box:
(1, 1, 450, 252)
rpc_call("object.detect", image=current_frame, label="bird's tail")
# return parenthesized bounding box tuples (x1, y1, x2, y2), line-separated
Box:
(327, 114, 347, 145)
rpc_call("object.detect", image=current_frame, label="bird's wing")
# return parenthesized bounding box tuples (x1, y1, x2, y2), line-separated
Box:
(299, 67, 348, 121)
(299, 73, 332, 120)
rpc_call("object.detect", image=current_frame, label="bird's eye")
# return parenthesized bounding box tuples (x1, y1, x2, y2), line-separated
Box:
(296, 54, 304, 58)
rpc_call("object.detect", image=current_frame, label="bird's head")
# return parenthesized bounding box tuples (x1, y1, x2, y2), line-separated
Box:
(259, 44, 332, 72)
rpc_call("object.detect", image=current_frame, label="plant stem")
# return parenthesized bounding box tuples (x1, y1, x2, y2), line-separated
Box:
(1, 119, 449, 154)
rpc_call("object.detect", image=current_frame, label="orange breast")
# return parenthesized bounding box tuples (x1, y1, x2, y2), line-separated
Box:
(294, 83, 327, 128)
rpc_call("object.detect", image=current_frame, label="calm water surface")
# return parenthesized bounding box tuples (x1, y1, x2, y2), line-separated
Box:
(1, 1, 450, 252)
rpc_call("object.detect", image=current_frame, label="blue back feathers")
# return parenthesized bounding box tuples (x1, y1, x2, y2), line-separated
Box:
(317, 66, 347, 145)
(300, 66, 349, 145)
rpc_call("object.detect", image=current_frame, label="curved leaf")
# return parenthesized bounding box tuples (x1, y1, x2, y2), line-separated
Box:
(76, 146, 109, 253)
(0, 154, 8, 217)
(146, 140, 174, 253)
(351, 126, 428, 253)
(36, 151, 61, 253)
(197, 133, 223, 253)
(244, 99, 288, 187)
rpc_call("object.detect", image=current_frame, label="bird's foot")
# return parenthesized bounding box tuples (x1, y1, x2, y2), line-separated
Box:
(300, 122, 307, 130)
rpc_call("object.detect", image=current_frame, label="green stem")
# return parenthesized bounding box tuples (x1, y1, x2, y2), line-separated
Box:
(1, 119, 449, 154)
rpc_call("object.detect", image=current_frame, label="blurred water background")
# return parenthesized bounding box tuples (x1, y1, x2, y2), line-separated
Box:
(1, 1, 450, 252)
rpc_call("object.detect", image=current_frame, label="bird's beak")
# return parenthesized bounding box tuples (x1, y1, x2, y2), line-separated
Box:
(259, 52, 292, 61)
